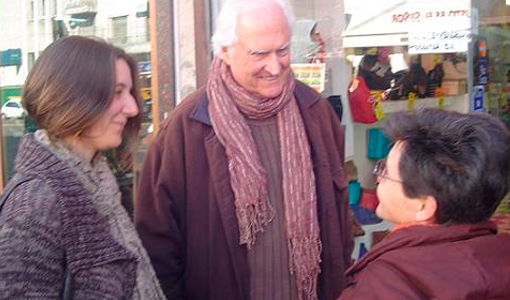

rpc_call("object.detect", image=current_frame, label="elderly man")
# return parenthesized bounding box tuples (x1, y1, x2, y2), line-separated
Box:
(135, 0, 353, 299)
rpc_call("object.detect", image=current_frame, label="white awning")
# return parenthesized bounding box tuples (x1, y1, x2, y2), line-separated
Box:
(343, 0, 471, 51)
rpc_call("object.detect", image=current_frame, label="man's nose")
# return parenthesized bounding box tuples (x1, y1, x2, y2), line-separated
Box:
(263, 52, 282, 76)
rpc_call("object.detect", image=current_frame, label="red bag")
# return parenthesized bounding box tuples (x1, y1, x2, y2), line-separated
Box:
(348, 76, 377, 124)
(359, 188, 379, 212)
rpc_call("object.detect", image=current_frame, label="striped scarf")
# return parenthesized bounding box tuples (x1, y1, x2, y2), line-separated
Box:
(206, 58, 321, 300)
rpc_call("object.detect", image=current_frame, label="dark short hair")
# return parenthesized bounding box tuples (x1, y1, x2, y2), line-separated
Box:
(384, 108, 510, 224)
(22, 36, 142, 167)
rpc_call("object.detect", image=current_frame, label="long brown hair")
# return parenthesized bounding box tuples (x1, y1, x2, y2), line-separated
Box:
(22, 36, 143, 168)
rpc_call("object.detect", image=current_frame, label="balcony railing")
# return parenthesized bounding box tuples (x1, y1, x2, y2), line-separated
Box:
(65, 0, 98, 15)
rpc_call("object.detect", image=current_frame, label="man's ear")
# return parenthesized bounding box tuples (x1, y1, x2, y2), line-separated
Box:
(415, 195, 437, 223)
(220, 46, 232, 66)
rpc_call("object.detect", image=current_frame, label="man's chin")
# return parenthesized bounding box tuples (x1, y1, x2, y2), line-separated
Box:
(255, 86, 284, 99)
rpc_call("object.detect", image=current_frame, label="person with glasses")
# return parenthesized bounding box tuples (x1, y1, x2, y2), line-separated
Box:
(337, 108, 510, 300)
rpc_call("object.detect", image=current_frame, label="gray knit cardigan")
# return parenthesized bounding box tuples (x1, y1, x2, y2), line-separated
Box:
(0, 134, 142, 299)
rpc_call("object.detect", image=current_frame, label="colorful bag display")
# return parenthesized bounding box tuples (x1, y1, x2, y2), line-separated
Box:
(359, 188, 379, 212)
(348, 181, 361, 205)
(348, 76, 378, 124)
(367, 128, 391, 159)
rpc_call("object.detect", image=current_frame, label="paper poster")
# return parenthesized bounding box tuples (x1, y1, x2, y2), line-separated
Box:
(291, 63, 326, 93)
(407, 1, 471, 54)
(408, 30, 470, 54)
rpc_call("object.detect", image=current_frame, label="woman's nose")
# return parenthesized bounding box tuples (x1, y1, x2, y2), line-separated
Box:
(124, 94, 139, 117)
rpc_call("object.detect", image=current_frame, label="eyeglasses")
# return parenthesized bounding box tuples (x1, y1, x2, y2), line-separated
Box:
(372, 159, 402, 183)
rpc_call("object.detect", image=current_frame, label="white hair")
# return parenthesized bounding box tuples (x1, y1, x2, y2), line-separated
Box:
(211, 0, 295, 56)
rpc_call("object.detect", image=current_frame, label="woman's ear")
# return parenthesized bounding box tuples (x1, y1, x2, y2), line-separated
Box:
(415, 195, 437, 223)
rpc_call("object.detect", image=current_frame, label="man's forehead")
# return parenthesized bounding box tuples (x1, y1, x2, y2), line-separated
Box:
(235, 16, 291, 44)
(236, 2, 290, 32)
(246, 42, 291, 54)
(236, 33, 291, 52)
(237, 0, 285, 17)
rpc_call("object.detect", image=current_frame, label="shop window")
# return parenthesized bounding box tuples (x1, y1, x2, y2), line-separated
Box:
(27, 52, 35, 71)
(41, 0, 46, 17)
(473, 0, 510, 128)
(69, 12, 95, 29)
(111, 16, 128, 45)
(0, 0, 155, 207)
(28, 0, 35, 21)
(145, 15, 150, 42)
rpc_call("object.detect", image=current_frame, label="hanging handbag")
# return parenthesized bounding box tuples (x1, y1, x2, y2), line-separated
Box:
(366, 128, 391, 160)
(348, 76, 377, 124)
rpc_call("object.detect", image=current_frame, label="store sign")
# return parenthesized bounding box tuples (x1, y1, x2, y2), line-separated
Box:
(343, 0, 471, 49)
(407, 0, 470, 54)
(409, 29, 470, 54)
(391, 8, 469, 24)
(0, 49, 22, 67)
(475, 39, 489, 86)
(291, 63, 326, 93)
(472, 85, 485, 112)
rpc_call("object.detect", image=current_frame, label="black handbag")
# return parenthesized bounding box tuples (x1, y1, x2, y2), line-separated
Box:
(327, 95, 343, 122)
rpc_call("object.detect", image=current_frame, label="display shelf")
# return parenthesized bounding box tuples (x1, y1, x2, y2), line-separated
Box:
(380, 93, 470, 114)
(352, 220, 393, 260)
(351, 93, 470, 189)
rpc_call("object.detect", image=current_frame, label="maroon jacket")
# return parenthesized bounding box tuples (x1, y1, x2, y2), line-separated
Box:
(338, 221, 510, 300)
(135, 82, 353, 300)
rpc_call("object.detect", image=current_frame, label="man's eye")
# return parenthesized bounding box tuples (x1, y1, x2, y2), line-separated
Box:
(250, 52, 268, 60)
(277, 47, 289, 56)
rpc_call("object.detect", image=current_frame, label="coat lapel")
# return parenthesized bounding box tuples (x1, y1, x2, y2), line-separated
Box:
(204, 132, 249, 299)
(294, 83, 328, 171)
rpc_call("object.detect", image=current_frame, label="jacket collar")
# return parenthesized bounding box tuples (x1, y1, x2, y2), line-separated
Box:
(348, 221, 498, 275)
(189, 81, 321, 126)
(14, 134, 138, 295)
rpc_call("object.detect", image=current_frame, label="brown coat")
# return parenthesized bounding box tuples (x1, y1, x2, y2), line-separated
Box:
(338, 222, 510, 300)
(135, 82, 353, 300)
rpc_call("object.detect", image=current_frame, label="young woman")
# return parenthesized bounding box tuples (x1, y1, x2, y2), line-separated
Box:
(0, 36, 166, 300)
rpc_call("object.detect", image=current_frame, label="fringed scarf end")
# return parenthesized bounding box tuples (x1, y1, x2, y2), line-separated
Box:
(236, 196, 276, 248)
(290, 237, 322, 300)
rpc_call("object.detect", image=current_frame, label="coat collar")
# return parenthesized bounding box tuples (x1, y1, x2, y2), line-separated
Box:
(14, 134, 138, 297)
(189, 81, 322, 126)
(347, 221, 498, 275)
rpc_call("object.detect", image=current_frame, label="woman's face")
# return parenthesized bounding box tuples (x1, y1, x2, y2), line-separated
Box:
(375, 142, 425, 224)
(68, 58, 139, 161)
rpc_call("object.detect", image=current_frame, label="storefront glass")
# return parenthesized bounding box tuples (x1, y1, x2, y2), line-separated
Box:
(338, 0, 510, 234)
(0, 0, 152, 214)
(473, 0, 510, 233)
